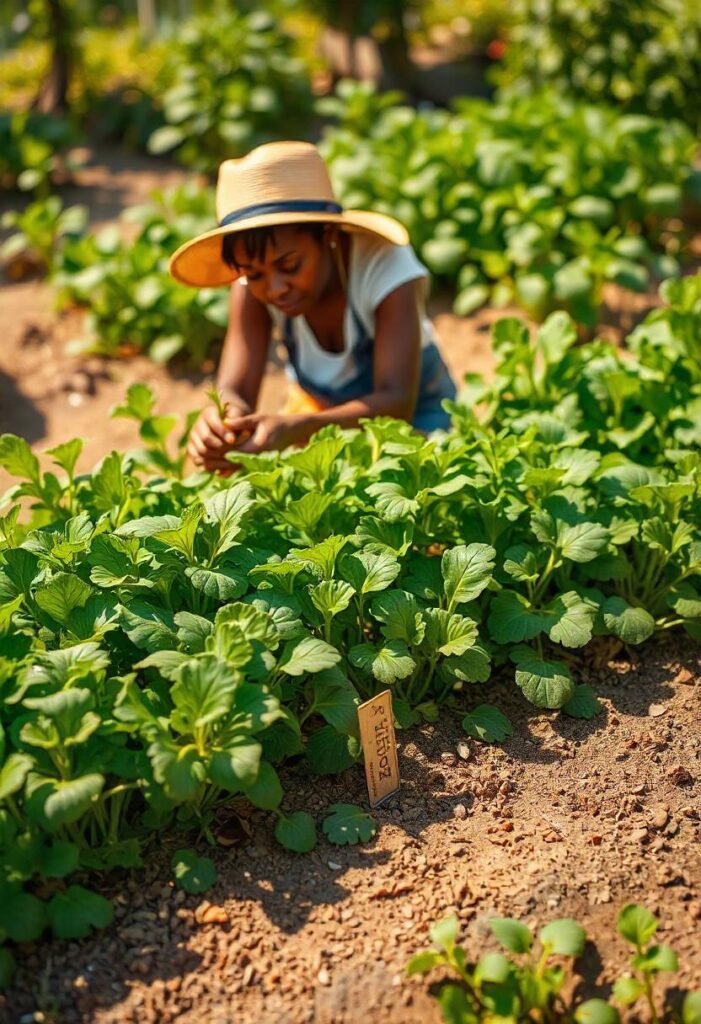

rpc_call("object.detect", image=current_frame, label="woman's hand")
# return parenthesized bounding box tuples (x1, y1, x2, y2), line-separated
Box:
(224, 412, 309, 454)
(187, 397, 251, 475)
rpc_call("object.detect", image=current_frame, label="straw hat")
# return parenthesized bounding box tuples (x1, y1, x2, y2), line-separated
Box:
(169, 141, 410, 288)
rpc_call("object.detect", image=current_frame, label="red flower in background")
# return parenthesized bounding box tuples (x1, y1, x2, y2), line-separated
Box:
(486, 39, 507, 60)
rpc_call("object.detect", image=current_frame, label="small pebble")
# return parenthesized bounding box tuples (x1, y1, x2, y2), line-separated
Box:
(453, 803, 467, 820)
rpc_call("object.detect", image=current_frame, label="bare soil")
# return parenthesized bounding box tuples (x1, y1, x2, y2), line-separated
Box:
(1, 149, 698, 1024)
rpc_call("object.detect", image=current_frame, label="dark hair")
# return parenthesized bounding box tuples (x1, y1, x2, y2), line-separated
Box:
(221, 222, 326, 271)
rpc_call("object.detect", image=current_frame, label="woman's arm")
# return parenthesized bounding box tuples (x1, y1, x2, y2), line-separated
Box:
(229, 278, 422, 452)
(216, 282, 273, 413)
(188, 283, 272, 472)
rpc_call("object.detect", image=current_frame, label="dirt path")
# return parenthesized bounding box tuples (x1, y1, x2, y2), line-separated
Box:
(3, 641, 699, 1024)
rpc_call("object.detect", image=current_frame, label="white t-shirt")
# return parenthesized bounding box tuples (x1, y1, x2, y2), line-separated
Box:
(265, 234, 438, 392)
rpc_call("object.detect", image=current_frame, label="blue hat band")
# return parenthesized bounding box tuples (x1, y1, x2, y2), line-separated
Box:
(219, 199, 343, 227)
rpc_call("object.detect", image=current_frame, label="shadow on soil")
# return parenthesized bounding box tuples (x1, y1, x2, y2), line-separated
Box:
(0, 367, 45, 442)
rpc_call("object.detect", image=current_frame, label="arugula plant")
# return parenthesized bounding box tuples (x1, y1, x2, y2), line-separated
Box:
(493, 0, 701, 135)
(320, 82, 696, 324)
(0, 280, 699, 986)
(53, 183, 230, 364)
(1, 197, 87, 280)
(407, 906, 700, 1024)
(0, 111, 82, 195)
(147, 8, 313, 173)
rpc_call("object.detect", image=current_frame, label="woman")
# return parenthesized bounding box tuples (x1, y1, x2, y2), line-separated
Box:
(169, 140, 456, 474)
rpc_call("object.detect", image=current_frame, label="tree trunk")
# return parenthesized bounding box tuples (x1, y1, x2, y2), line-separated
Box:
(33, 0, 73, 115)
(376, 15, 417, 94)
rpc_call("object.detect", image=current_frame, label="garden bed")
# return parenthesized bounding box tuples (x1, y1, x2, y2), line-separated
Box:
(2, 639, 698, 1024)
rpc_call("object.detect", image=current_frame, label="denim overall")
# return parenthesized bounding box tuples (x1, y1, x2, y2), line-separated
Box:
(281, 302, 456, 432)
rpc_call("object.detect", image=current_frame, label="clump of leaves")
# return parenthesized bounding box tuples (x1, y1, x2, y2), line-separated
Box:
(1, 197, 87, 280)
(493, 0, 701, 135)
(53, 183, 229, 364)
(0, 111, 82, 194)
(321, 82, 696, 324)
(408, 906, 700, 1023)
(147, 7, 314, 173)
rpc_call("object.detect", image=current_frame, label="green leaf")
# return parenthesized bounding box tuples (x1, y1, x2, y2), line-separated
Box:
(488, 590, 552, 644)
(631, 944, 678, 974)
(423, 608, 478, 656)
(172, 849, 217, 894)
(312, 670, 360, 736)
(47, 885, 113, 939)
(26, 773, 105, 830)
(0, 752, 33, 799)
(442, 543, 495, 609)
(559, 522, 610, 563)
(349, 640, 415, 685)
(430, 914, 459, 951)
(601, 597, 655, 644)
(46, 438, 83, 477)
(340, 550, 401, 595)
(117, 601, 178, 653)
(322, 803, 377, 845)
(288, 535, 348, 580)
(0, 434, 40, 481)
(171, 655, 237, 731)
(406, 950, 443, 976)
(278, 636, 340, 676)
(305, 725, 358, 775)
(279, 492, 334, 536)
(437, 984, 474, 1024)
(286, 436, 345, 486)
(539, 918, 586, 956)
(546, 591, 596, 648)
(682, 992, 701, 1024)
(370, 589, 425, 645)
(535, 310, 577, 365)
(244, 761, 283, 811)
(575, 1000, 621, 1024)
(310, 579, 355, 619)
(274, 811, 317, 852)
(474, 952, 511, 985)
(612, 976, 644, 1006)
(186, 566, 247, 601)
(462, 704, 513, 744)
(209, 738, 262, 792)
(0, 886, 47, 942)
(489, 917, 533, 954)
(112, 382, 155, 420)
(617, 903, 658, 947)
(36, 572, 93, 623)
(563, 685, 603, 720)
(514, 654, 575, 709)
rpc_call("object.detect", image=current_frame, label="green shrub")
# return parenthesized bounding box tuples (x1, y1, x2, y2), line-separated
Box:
(408, 904, 700, 1023)
(320, 81, 699, 324)
(493, 0, 701, 135)
(147, 7, 314, 173)
(0, 278, 700, 985)
(0, 111, 82, 194)
(53, 184, 228, 364)
(1, 197, 87, 278)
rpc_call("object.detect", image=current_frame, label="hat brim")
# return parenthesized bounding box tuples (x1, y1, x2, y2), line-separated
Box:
(169, 210, 410, 288)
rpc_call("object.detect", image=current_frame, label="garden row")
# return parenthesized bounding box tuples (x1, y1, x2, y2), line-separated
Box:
(1, 275, 699, 984)
(412, 903, 701, 1024)
(3, 80, 699, 362)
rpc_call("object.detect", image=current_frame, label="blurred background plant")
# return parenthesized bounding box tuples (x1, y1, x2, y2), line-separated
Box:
(0, 0, 699, 356)
(493, 0, 701, 133)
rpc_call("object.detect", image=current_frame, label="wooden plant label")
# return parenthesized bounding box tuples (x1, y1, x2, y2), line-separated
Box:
(357, 689, 400, 808)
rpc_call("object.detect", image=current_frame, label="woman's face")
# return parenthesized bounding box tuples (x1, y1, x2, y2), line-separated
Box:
(231, 225, 336, 317)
